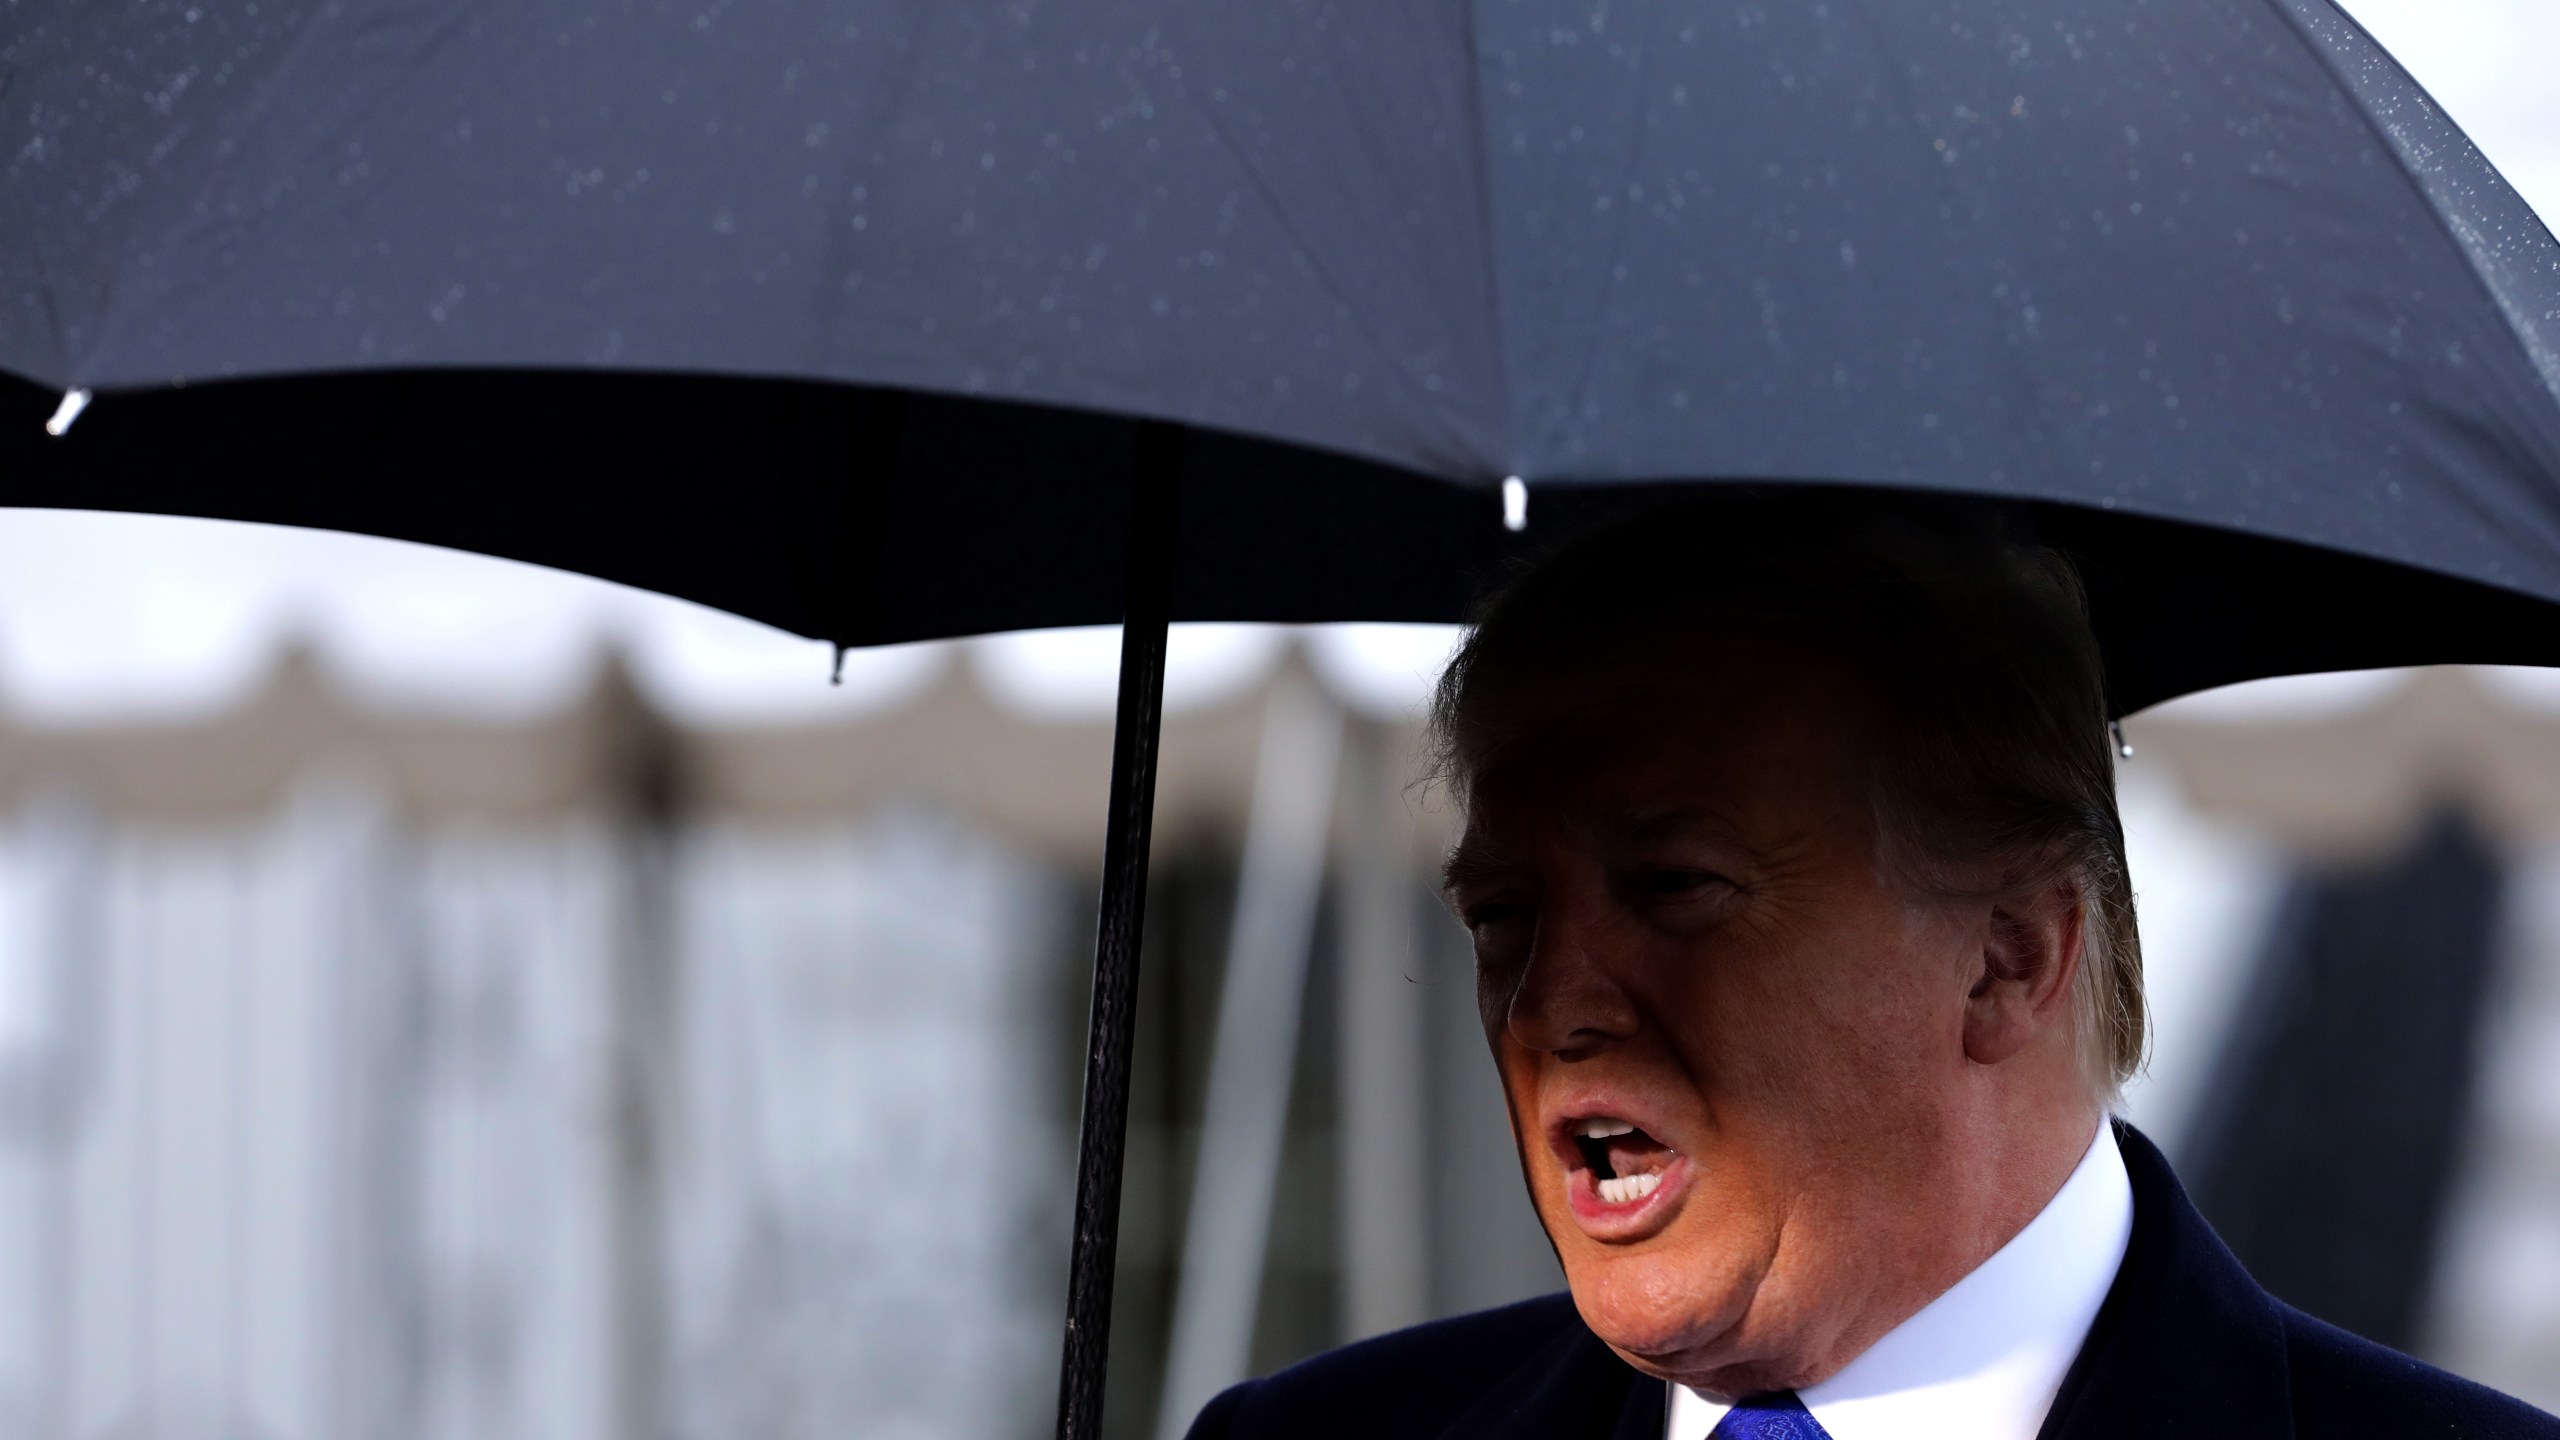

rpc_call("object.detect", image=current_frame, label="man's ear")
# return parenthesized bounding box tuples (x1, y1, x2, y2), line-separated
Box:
(1962, 879, 2086, 1067)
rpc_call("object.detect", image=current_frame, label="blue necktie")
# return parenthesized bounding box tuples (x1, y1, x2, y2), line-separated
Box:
(1706, 1391, 1834, 1440)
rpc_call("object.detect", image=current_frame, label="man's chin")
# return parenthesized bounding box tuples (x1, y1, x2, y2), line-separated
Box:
(1564, 1249, 1764, 1382)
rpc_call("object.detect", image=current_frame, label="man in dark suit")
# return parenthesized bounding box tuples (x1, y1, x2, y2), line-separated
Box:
(1186, 499, 2560, 1439)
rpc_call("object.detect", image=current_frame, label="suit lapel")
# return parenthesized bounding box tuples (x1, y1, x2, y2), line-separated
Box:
(1435, 1303, 1657, 1440)
(1611, 1369, 1669, 1440)
(2039, 1123, 2294, 1439)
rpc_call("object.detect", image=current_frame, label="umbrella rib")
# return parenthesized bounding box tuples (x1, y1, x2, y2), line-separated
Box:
(2258, 0, 2560, 402)
(1176, 73, 1501, 475)
(1055, 420, 1187, 1440)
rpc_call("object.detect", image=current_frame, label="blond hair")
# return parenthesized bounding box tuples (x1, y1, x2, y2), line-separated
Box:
(1429, 494, 2145, 1100)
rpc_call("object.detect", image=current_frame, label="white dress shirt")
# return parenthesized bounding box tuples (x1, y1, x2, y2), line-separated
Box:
(1665, 1122, 2133, 1440)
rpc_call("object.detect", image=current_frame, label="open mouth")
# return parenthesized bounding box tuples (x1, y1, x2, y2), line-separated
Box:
(1568, 1117, 1683, 1208)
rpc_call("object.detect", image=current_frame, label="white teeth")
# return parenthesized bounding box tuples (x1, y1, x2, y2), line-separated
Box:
(1574, 1118, 1636, 1139)
(1593, 1171, 1663, 1207)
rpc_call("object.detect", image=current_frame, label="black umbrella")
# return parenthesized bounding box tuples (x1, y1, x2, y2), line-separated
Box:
(6, 2, 2560, 1435)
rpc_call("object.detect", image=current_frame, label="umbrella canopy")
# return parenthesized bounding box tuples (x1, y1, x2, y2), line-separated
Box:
(9, 4, 2560, 1437)
(8, 0, 2560, 709)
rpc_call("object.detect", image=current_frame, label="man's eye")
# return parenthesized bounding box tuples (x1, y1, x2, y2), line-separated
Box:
(1464, 899, 1532, 931)
(1639, 869, 1722, 898)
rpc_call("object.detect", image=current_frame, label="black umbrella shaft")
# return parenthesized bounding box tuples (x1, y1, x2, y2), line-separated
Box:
(1056, 422, 1185, 1440)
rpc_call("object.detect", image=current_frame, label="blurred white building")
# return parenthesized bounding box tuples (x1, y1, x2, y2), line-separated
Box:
(0, 656, 1080, 1440)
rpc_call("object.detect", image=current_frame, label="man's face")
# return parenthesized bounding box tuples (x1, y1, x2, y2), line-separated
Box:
(1444, 659, 2021, 1394)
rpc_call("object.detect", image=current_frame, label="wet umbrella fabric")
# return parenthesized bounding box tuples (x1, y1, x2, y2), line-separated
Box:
(8, 1, 2560, 703)
(8, 2, 2560, 1436)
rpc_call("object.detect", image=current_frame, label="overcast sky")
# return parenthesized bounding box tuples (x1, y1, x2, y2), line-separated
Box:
(0, 0, 2551, 725)
(2342, 0, 2560, 218)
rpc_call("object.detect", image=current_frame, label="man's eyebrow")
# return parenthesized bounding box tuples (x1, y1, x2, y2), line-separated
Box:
(1439, 846, 1517, 893)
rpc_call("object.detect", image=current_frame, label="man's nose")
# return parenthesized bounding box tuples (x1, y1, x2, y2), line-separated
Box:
(1503, 896, 1642, 1057)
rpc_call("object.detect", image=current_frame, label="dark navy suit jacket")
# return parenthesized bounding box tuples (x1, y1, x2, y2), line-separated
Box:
(1187, 1124, 2560, 1439)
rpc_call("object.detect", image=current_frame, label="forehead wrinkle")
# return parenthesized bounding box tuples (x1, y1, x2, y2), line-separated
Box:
(1617, 805, 1747, 847)
(1601, 794, 1795, 863)
(1605, 792, 1847, 890)
(1452, 793, 1772, 885)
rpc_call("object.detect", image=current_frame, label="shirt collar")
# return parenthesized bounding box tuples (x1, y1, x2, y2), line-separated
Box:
(1667, 1121, 2133, 1440)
